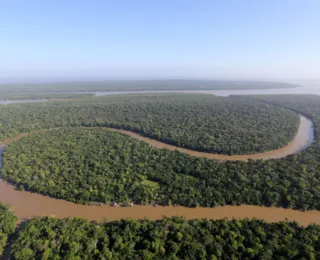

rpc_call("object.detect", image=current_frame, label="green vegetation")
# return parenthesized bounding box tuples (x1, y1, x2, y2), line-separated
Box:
(1, 94, 320, 210)
(10, 217, 320, 259)
(0, 94, 299, 155)
(0, 80, 297, 93)
(1, 94, 320, 259)
(0, 203, 17, 256)
(2, 129, 161, 204)
(2, 125, 319, 210)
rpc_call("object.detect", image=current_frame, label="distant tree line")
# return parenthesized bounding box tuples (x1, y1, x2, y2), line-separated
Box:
(0, 80, 297, 94)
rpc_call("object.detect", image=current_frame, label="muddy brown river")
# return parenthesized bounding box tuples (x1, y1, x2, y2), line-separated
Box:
(111, 115, 313, 161)
(0, 179, 319, 226)
(0, 114, 318, 225)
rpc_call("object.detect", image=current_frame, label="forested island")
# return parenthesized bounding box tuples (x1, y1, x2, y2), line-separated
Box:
(0, 80, 297, 94)
(0, 95, 299, 155)
(9, 217, 320, 259)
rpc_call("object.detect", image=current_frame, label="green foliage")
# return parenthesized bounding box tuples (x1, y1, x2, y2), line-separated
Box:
(10, 217, 320, 260)
(0, 203, 17, 256)
(2, 125, 320, 210)
(1, 94, 320, 210)
(0, 94, 299, 155)
(2, 129, 161, 204)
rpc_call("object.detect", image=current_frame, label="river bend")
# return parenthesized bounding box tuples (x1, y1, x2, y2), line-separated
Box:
(0, 113, 317, 224)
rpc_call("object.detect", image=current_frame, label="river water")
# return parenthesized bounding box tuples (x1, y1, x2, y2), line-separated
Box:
(0, 177, 319, 226)
(95, 83, 320, 97)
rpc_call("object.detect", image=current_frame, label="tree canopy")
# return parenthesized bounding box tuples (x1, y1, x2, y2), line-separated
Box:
(0, 94, 299, 155)
(2, 125, 320, 210)
(1, 94, 320, 210)
(10, 217, 320, 260)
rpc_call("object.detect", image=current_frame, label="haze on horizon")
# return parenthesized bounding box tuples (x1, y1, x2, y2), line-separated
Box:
(0, 1, 319, 83)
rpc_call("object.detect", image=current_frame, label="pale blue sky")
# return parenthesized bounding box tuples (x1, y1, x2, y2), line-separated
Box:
(0, 1, 319, 82)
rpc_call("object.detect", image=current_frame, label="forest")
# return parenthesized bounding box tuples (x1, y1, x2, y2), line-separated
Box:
(2, 124, 320, 209)
(0, 94, 299, 155)
(0, 203, 17, 255)
(1, 94, 320, 209)
(10, 217, 320, 259)
(1, 94, 320, 258)
(0, 80, 297, 94)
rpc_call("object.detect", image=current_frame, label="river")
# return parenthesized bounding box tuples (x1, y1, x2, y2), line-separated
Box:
(0, 111, 317, 224)
(107, 115, 313, 161)
(0, 177, 319, 226)
(0, 145, 319, 226)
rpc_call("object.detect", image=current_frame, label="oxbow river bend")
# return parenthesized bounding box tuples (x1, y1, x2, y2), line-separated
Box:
(0, 109, 317, 224)
(109, 116, 313, 161)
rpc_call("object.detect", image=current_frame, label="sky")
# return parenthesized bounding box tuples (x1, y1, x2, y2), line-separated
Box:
(0, 1, 319, 82)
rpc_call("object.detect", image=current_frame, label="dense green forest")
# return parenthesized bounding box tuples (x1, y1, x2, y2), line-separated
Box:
(10, 217, 320, 259)
(0, 80, 297, 93)
(0, 203, 17, 255)
(3, 129, 161, 204)
(0, 92, 93, 100)
(1, 94, 320, 209)
(237, 94, 320, 122)
(0, 95, 299, 155)
(2, 125, 320, 209)
(1, 94, 320, 210)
